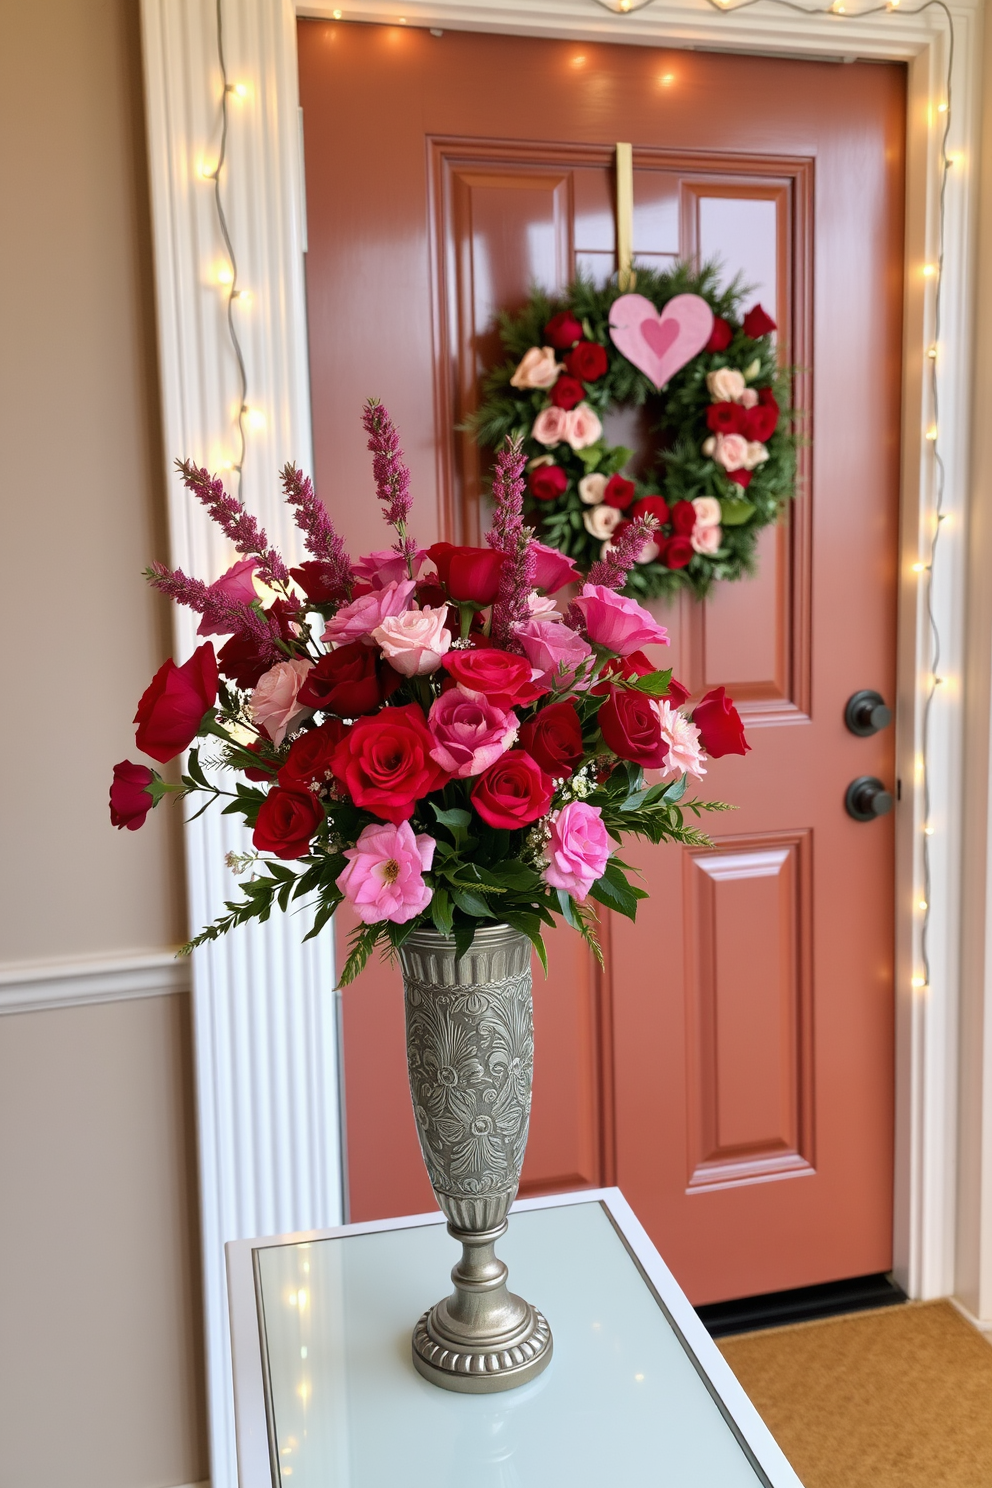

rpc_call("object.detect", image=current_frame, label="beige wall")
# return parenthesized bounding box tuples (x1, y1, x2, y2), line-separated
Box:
(0, 1, 207, 1484)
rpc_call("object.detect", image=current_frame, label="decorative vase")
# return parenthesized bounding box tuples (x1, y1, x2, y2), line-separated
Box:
(398, 922, 553, 1394)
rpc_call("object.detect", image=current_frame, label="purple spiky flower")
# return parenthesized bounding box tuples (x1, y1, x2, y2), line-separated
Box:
(584, 515, 658, 592)
(361, 399, 416, 561)
(147, 562, 286, 668)
(176, 459, 289, 586)
(486, 437, 534, 648)
(280, 463, 355, 595)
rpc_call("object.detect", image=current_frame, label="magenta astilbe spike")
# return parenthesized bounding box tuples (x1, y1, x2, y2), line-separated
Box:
(361, 399, 414, 553)
(148, 562, 286, 667)
(584, 515, 658, 592)
(486, 438, 534, 648)
(280, 463, 355, 593)
(176, 459, 289, 586)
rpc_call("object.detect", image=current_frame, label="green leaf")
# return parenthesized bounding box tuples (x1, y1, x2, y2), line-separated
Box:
(663, 774, 689, 803)
(337, 924, 382, 985)
(450, 887, 493, 918)
(430, 887, 454, 937)
(431, 803, 472, 846)
(589, 870, 643, 920)
(721, 498, 756, 526)
(453, 922, 476, 963)
(503, 910, 548, 975)
(185, 748, 210, 790)
(630, 668, 674, 697)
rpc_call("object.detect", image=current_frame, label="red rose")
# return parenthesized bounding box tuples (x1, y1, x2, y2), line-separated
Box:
(253, 787, 325, 859)
(759, 386, 779, 409)
(109, 760, 154, 831)
(631, 495, 670, 526)
(297, 641, 399, 716)
(705, 317, 733, 353)
(742, 403, 778, 443)
(598, 689, 668, 769)
(543, 311, 584, 350)
(242, 739, 280, 781)
(279, 720, 349, 793)
(604, 474, 636, 510)
(592, 649, 655, 695)
(727, 470, 753, 489)
(289, 561, 348, 605)
(471, 750, 554, 829)
(134, 642, 218, 763)
(519, 701, 584, 777)
(693, 686, 750, 757)
(427, 543, 505, 604)
(528, 464, 568, 502)
(661, 536, 694, 570)
(742, 304, 776, 338)
(443, 649, 546, 711)
(217, 601, 299, 689)
(331, 703, 448, 824)
(564, 340, 608, 382)
(670, 501, 697, 536)
(415, 580, 449, 611)
(707, 402, 746, 435)
(531, 542, 579, 593)
(549, 374, 585, 411)
(666, 676, 691, 709)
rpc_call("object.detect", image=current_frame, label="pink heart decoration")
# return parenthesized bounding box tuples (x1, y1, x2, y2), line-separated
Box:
(609, 292, 715, 390)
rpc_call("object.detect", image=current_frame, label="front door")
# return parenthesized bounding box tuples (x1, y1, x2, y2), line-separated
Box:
(298, 20, 903, 1303)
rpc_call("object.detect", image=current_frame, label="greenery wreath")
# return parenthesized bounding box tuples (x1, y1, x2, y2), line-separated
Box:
(470, 264, 798, 602)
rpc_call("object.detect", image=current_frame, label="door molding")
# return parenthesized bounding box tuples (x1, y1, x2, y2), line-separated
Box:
(140, 0, 984, 1480)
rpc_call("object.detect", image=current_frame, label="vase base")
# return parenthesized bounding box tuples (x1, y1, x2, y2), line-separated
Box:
(411, 1303, 553, 1394)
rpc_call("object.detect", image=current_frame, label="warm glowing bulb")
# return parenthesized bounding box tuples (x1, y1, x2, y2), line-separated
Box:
(888, 0, 900, 8)
(244, 406, 266, 431)
(924, 826, 935, 836)
(926, 428, 937, 441)
(217, 266, 233, 286)
(831, 3, 845, 13)
(923, 264, 936, 277)
(332, 6, 342, 14)
(912, 562, 925, 573)
(934, 676, 944, 686)
(198, 160, 216, 180)
(571, 54, 587, 67)
(911, 976, 927, 988)
(399, 14, 407, 21)
(927, 345, 938, 359)
(918, 900, 928, 911)
(938, 102, 948, 113)
(660, 72, 675, 86)
(233, 288, 252, 304)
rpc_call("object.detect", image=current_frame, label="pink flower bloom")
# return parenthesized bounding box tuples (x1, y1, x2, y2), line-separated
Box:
(532, 406, 571, 446)
(428, 690, 518, 778)
(373, 605, 452, 676)
(542, 802, 612, 902)
(691, 524, 722, 556)
(527, 591, 559, 617)
(250, 659, 314, 745)
(692, 497, 722, 529)
(530, 540, 580, 593)
(654, 700, 707, 781)
(322, 578, 416, 646)
(572, 584, 670, 656)
(196, 559, 259, 636)
(336, 820, 435, 925)
(353, 548, 426, 589)
(510, 346, 561, 390)
(565, 403, 603, 450)
(710, 432, 750, 472)
(514, 618, 594, 690)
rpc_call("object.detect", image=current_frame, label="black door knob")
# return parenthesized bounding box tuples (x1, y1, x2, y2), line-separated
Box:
(845, 690, 892, 736)
(846, 776, 894, 821)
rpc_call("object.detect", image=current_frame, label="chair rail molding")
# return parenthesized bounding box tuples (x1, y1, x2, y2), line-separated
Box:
(139, 0, 986, 1481)
(0, 950, 189, 1016)
(139, 5, 343, 1487)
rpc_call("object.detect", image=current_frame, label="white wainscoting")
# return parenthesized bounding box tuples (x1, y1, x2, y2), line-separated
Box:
(0, 951, 189, 1015)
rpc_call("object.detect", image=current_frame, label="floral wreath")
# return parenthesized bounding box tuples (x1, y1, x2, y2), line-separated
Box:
(470, 264, 798, 602)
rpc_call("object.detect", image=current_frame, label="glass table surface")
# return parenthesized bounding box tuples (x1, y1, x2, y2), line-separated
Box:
(254, 1199, 771, 1487)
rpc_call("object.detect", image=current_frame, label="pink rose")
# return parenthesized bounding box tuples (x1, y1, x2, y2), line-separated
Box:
(373, 605, 451, 676)
(578, 473, 608, 505)
(709, 432, 750, 472)
(583, 504, 622, 540)
(250, 659, 314, 745)
(510, 346, 562, 390)
(514, 618, 594, 690)
(654, 700, 707, 781)
(530, 540, 580, 593)
(532, 406, 571, 446)
(428, 690, 518, 778)
(572, 584, 670, 656)
(740, 387, 759, 409)
(691, 524, 722, 555)
(692, 497, 722, 528)
(336, 819, 435, 925)
(322, 578, 416, 646)
(565, 403, 603, 450)
(542, 802, 612, 902)
(197, 558, 259, 636)
(527, 591, 559, 617)
(743, 441, 769, 471)
(353, 549, 426, 589)
(706, 368, 747, 403)
(632, 537, 661, 564)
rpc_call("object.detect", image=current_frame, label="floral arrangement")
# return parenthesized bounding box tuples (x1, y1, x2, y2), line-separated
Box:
(110, 402, 748, 984)
(470, 263, 797, 602)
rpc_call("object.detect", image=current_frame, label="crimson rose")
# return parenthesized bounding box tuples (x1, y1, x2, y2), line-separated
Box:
(217, 600, 299, 690)
(727, 470, 753, 489)
(471, 750, 554, 829)
(298, 641, 399, 716)
(592, 649, 655, 695)
(742, 304, 776, 338)
(670, 501, 697, 536)
(631, 495, 670, 526)
(604, 475, 635, 510)
(707, 402, 746, 435)
(279, 720, 348, 792)
(598, 689, 669, 769)
(427, 543, 505, 604)
(519, 701, 584, 778)
(109, 760, 154, 831)
(693, 686, 750, 757)
(289, 561, 348, 604)
(134, 642, 217, 763)
(661, 536, 694, 569)
(242, 739, 280, 781)
(743, 403, 778, 443)
(666, 676, 691, 709)
(705, 316, 733, 352)
(543, 311, 584, 349)
(564, 340, 608, 381)
(442, 649, 545, 710)
(549, 374, 585, 411)
(331, 703, 448, 824)
(528, 465, 568, 503)
(252, 787, 324, 859)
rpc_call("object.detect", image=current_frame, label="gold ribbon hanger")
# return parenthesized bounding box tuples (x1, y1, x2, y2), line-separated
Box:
(615, 142, 636, 291)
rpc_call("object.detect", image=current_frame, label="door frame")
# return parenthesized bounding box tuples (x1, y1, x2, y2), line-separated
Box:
(140, 0, 987, 1479)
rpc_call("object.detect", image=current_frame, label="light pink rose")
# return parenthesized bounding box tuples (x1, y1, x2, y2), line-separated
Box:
(633, 537, 661, 564)
(514, 618, 594, 691)
(706, 368, 747, 403)
(583, 504, 623, 540)
(428, 690, 518, 778)
(322, 578, 416, 646)
(710, 432, 750, 472)
(510, 346, 562, 390)
(373, 605, 452, 676)
(542, 802, 612, 902)
(572, 584, 670, 656)
(691, 524, 722, 556)
(565, 403, 603, 450)
(743, 441, 769, 471)
(653, 699, 707, 781)
(527, 591, 560, 618)
(336, 820, 435, 925)
(578, 472, 608, 505)
(532, 406, 571, 446)
(692, 497, 722, 528)
(353, 549, 426, 589)
(197, 558, 258, 635)
(740, 387, 759, 409)
(250, 659, 314, 745)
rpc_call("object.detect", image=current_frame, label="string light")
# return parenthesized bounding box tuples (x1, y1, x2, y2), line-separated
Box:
(912, 562, 927, 573)
(912, 976, 928, 988)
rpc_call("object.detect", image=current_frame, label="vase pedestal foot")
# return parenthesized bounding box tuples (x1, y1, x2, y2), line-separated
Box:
(411, 1220, 553, 1394)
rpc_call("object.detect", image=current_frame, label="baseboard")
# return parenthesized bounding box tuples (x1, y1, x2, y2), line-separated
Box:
(697, 1272, 908, 1338)
(0, 950, 190, 1015)
(949, 1296, 992, 1337)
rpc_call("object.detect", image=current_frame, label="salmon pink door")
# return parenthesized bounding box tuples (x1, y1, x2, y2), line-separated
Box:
(298, 21, 903, 1303)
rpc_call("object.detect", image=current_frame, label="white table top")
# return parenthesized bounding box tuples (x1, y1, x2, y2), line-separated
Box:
(227, 1187, 803, 1488)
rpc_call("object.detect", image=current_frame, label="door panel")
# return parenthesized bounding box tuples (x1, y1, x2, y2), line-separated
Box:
(299, 22, 903, 1302)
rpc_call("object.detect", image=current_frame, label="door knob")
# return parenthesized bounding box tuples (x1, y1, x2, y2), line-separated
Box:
(845, 776, 894, 822)
(845, 690, 892, 736)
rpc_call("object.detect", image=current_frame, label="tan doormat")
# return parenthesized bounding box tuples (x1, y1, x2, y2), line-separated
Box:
(718, 1300, 992, 1488)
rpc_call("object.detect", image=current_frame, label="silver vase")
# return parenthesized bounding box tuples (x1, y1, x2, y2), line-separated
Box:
(398, 923, 553, 1393)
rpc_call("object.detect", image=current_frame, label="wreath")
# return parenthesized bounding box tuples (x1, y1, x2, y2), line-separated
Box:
(470, 264, 798, 602)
